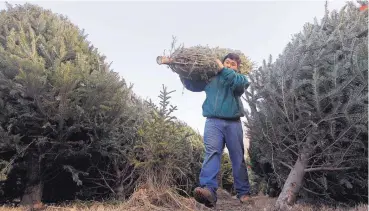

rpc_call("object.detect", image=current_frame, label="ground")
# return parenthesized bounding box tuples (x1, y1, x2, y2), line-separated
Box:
(215, 189, 272, 211)
(214, 189, 367, 211)
(0, 189, 367, 211)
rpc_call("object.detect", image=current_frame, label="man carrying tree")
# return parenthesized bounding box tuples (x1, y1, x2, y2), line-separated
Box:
(179, 53, 252, 208)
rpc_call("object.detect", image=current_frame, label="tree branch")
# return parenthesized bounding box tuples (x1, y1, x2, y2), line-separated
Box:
(304, 166, 356, 173)
(302, 187, 327, 196)
(97, 169, 116, 194)
(278, 160, 293, 170)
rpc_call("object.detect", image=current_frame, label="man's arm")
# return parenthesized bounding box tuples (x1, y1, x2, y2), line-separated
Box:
(219, 68, 250, 96)
(213, 59, 249, 96)
(180, 76, 207, 92)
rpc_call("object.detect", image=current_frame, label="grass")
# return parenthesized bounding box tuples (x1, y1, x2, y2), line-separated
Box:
(0, 190, 367, 211)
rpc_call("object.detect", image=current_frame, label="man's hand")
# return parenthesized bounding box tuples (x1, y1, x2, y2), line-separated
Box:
(214, 59, 224, 72)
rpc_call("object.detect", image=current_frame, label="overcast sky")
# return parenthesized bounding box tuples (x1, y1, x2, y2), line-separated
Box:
(1, 0, 348, 135)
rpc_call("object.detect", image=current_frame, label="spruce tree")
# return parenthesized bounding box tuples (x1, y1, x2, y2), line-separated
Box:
(245, 2, 368, 209)
(0, 2, 207, 206)
(134, 85, 197, 190)
(0, 3, 144, 205)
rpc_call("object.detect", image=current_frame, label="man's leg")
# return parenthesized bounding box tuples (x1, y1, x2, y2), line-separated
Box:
(195, 118, 225, 206)
(224, 120, 251, 199)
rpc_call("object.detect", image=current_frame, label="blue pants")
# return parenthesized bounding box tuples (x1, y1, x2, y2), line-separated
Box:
(199, 117, 251, 200)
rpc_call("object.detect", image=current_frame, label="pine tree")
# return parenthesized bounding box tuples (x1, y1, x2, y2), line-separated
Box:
(245, 2, 368, 209)
(134, 85, 198, 190)
(0, 3, 144, 205)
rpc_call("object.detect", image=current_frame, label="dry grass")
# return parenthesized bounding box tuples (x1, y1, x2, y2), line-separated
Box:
(121, 185, 202, 211)
(0, 190, 367, 211)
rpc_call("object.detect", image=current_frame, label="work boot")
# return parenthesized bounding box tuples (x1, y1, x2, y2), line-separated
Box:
(239, 194, 254, 205)
(193, 187, 216, 208)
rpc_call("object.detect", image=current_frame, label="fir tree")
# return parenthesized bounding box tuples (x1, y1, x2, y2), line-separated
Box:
(135, 85, 198, 190)
(0, 3, 144, 204)
(245, 2, 368, 209)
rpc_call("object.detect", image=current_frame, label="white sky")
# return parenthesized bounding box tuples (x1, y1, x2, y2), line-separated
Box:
(1, 0, 349, 135)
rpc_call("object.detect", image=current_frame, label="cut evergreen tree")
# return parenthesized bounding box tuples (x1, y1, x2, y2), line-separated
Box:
(157, 37, 253, 81)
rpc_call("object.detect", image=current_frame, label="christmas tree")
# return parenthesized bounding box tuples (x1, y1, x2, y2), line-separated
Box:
(245, 1, 368, 209)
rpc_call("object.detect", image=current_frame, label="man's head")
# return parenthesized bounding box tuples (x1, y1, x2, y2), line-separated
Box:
(222, 53, 241, 72)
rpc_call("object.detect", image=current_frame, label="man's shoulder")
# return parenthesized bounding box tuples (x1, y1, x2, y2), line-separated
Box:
(208, 75, 219, 82)
(205, 75, 220, 87)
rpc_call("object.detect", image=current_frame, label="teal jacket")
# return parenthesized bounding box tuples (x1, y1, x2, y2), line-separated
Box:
(180, 68, 250, 119)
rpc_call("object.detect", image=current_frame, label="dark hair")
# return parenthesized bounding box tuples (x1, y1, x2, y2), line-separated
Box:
(223, 53, 241, 67)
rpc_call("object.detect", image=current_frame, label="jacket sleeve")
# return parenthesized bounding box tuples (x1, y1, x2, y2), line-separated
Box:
(180, 76, 207, 92)
(218, 68, 250, 96)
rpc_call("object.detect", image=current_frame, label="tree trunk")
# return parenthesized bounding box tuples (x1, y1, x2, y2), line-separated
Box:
(156, 56, 173, 65)
(113, 163, 136, 200)
(20, 152, 43, 207)
(274, 152, 309, 210)
(217, 170, 223, 189)
(114, 185, 125, 200)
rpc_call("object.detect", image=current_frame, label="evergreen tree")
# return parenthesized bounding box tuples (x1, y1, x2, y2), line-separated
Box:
(245, 2, 368, 209)
(0, 3, 144, 205)
(134, 85, 202, 193)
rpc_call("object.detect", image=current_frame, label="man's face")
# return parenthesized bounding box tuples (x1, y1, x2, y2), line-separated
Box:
(223, 58, 239, 71)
